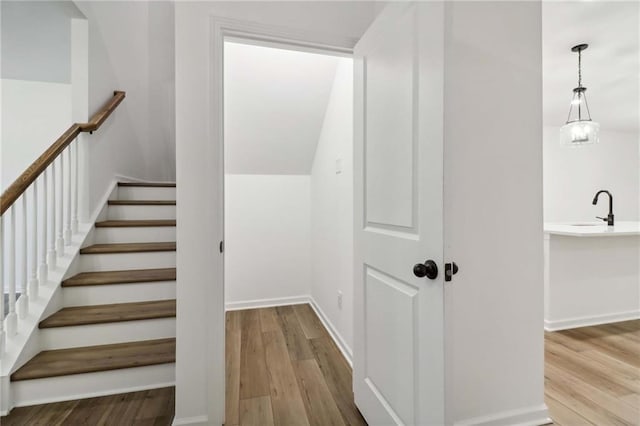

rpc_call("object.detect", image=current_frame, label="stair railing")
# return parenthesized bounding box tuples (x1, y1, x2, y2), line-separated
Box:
(0, 91, 125, 355)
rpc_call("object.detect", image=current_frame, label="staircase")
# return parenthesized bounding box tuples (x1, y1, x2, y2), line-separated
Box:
(9, 182, 177, 406)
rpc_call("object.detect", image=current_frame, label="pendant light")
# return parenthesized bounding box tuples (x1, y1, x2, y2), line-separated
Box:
(560, 43, 600, 146)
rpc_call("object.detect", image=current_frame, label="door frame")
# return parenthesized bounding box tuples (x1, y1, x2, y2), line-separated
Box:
(209, 16, 358, 424)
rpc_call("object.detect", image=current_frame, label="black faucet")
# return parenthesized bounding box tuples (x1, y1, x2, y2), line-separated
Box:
(592, 190, 614, 226)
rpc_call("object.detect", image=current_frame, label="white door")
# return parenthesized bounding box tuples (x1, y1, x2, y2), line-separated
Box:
(353, 2, 445, 425)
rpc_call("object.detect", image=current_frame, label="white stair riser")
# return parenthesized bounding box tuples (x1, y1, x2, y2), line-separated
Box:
(80, 251, 176, 272)
(40, 318, 176, 350)
(64, 281, 176, 306)
(107, 205, 176, 220)
(94, 226, 176, 244)
(117, 187, 176, 201)
(10, 363, 174, 409)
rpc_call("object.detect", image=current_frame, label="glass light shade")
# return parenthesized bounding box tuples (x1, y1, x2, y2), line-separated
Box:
(560, 120, 600, 146)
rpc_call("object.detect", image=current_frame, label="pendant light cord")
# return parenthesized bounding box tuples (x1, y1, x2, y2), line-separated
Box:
(577, 49, 582, 120)
(578, 49, 582, 88)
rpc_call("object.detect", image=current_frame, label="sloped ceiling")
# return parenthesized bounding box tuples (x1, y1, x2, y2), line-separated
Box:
(543, 1, 639, 132)
(224, 41, 341, 175)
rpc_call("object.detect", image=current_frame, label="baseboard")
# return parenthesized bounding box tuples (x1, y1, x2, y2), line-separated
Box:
(454, 404, 550, 426)
(90, 179, 119, 222)
(544, 310, 640, 331)
(308, 297, 353, 367)
(225, 295, 310, 311)
(13, 380, 175, 409)
(172, 415, 209, 425)
(224, 295, 353, 367)
(115, 173, 176, 185)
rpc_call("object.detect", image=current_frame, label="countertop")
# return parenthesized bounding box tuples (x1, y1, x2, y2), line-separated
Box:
(544, 221, 640, 237)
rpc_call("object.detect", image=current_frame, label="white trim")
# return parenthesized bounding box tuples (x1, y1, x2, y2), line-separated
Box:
(224, 295, 354, 367)
(454, 404, 550, 426)
(544, 310, 640, 331)
(90, 179, 118, 221)
(205, 15, 360, 426)
(13, 380, 175, 409)
(213, 16, 356, 57)
(114, 173, 177, 186)
(225, 295, 310, 311)
(172, 415, 209, 426)
(308, 297, 353, 367)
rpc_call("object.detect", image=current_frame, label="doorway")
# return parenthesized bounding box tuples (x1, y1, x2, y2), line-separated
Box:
(222, 37, 358, 424)
(541, 2, 640, 424)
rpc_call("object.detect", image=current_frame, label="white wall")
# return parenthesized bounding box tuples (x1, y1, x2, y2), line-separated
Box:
(224, 175, 311, 306)
(1, 1, 83, 84)
(443, 2, 546, 425)
(224, 41, 340, 175)
(74, 1, 175, 217)
(1, 80, 72, 191)
(543, 128, 640, 223)
(0, 1, 80, 192)
(310, 59, 354, 355)
(542, 1, 639, 224)
(175, 2, 375, 423)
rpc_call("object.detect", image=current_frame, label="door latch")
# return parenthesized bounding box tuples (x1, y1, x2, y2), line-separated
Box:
(219, 241, 224, 253)
(444, 262, 459, 282)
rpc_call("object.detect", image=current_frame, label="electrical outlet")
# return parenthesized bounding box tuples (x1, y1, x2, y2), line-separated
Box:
(337, 291, 343, 309)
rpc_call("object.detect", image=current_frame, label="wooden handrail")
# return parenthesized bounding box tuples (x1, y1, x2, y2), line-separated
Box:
(0, 91, 126, 215)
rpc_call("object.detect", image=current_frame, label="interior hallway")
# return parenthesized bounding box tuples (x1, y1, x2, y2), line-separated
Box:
(225, 304, 366, 426)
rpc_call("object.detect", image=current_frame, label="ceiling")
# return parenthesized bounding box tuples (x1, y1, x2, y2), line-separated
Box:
(224, 41, 343, 175)
(543, 1, 639, 132)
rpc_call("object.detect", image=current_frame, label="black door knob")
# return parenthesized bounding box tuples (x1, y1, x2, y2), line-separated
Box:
(413, 260, 438, 279)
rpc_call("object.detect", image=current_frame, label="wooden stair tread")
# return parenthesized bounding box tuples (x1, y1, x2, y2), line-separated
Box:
(11, 338, 175, 381)
(80, 242, 176, 254)
(40, 300, 176, 328)
(108, 200, 176, 206)
(95, 220, 176, 227)
(62, 268, 176, 287)
(118, 182, 175, 187)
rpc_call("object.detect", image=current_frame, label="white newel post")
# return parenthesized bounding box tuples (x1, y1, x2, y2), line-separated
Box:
(64, 147, 72, 245)
(29, 185, 39, 300)
(48, 165, 57, 269)
(39, 173, 49, 284)
(56, 157, 65, 256)
(6, 207, 17, 336)
(18, 196, 29, 319)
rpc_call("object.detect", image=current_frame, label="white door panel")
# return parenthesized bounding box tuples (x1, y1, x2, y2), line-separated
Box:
(364, 9, 416, 229)
(354, 3, 445, 425)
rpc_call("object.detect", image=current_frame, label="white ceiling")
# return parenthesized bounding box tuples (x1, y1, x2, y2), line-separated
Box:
(224, 41, 342, 175)
(543, 1, 639, 132)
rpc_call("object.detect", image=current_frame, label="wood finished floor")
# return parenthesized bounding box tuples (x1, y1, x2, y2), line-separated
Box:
(225, 304, 367, 426)
(545, 319, 640, 426)
(0, 387, 174, 425)
(1, 315, 637, 425)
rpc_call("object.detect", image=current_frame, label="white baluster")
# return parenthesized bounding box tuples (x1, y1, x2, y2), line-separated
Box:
(0, 215, 6, 354)
(39, 173, 49, 283)
(64, 147, 72, 245)
(48, 165, 57, 269)
(6, 207, 17, 337)
(56, 157, 64, 256)
(72, 141, 79, 233)
(18, 196, 29, 319)
(29, 185, 39, 300)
